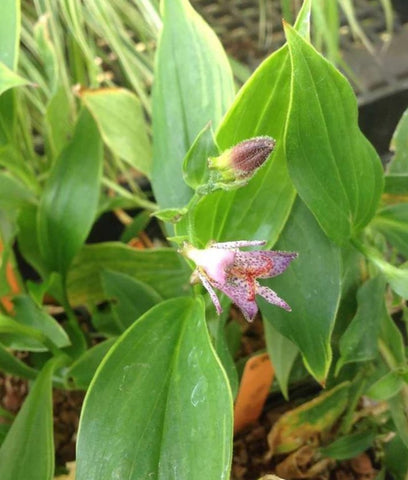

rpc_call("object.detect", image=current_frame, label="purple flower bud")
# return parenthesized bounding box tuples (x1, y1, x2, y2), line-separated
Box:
(208, 136, 276, 183)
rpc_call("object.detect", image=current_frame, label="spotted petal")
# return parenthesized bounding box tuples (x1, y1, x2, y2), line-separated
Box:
(215, 278, 258, 322)
(256, 283, 291, 311)
(234, 251, 298, 278)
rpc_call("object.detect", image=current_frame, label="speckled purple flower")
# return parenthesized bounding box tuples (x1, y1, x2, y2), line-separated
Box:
(181, 240, 298, 322)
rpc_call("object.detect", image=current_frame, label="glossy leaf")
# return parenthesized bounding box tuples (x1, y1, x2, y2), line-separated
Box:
(76, 297, 233, 480)
(189, 2, 312, 246)
(284, 24, 383, 243)
(372, 203, 408, 258)
(260, 198, 342, 382)
(66, 338, 116, 389)
(337, 276, 386, 371)
(388, 107, 408, 174)
(37, 108, 103, 276)
(67, 243, 190, 306)
(0, 356, 64, 480)
(264, 320, 299, 399)
(101, 270, 162, 331)
(151, 0, 234, 208)
(320, 430, 376, 460)
(268, 382, 349, 455)
(81, 88, 151, 176)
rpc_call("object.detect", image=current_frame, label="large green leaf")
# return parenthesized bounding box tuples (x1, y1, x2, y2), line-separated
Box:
(67, 243, 190, 306)
(37, 108, 103, 276)
(81, 88, 151, 177)
(372, 203, 408, 258)
(260, 198, 342, 382)
(0, 342, 37, 379)
(189, 1, 311, 246)
(337, 276, 386, 371)
(284, 24, 383, 244)
(0, 356, 64, 480)
(151, 0, 234, 208)
(76, 297, 233, 480)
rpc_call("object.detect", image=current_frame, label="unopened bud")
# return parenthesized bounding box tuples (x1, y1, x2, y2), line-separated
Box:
(208, 136, 276, 183)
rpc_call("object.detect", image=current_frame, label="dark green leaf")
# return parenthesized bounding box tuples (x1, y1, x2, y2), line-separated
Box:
(384, 174, 408, 195)
(0, 356, 65, 480)
(66, 338, 116, 389)
(260, 198, 342, 382)
(284, 24, 383, 243)
(67, 243, 190, 306)
(337, 276, 386, 371)
(384, 434, 408, 480)
(101, 270, 162, 331)
(379, 310, 406, 367)
(76, 297, 233, 480)
(388, 391, 408, 448)
(120, 211, 151, 243)
(151, 0, 234, 208)
(37, 108, 103, 276)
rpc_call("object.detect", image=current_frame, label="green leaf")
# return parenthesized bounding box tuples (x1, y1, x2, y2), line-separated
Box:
(0, 0, 20, 70)
(45, 86, 73, 158)
(0, 356, 64, 480)
(151, 0, 234, 208)
(188, 3, 312, 246)
(372, 203, 408, 258)
(383, 174, 408, 195)
(0, 61, 29, 97)
(284, 24, 383, 244)
(66, 338, 116, 389)
(120, 211, 151, 243)
(366, 370, 405, 400)
(67, 243, 190, 306)
(9, 294, 70, 351)
(337, 276, 386, 371)
(388, 107, 408, 174)
(101, 270, 162, 331)
(320, 430, 376, 460)
(81, 88, 151, 177)
(0, 172, 36, 209)
(76, 297, 233, 480)
(379, 310, 406, 367)
(0, 342, 37, 379)
(384, 434, 408, 480)
(264, 320, 299, 399)
(182, 122, 219, 189)
(260, 198, 342, 383)
(37, 108, 103, 276)
(388, 391, 408, 448)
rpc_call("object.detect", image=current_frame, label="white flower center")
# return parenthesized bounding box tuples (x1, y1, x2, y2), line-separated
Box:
(186, 247, 235, 284)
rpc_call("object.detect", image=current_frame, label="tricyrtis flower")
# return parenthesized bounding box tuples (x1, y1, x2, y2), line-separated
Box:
(181, 240, 297, 322)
